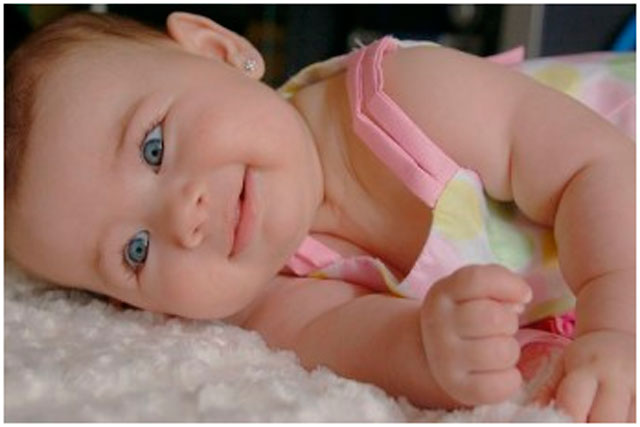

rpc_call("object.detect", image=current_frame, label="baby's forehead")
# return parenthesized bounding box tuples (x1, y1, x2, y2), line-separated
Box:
(29, 48, 139, 167)
(34, 42, 132, 101)
(41, 35, 172, 82)
(34, 39, 158, 118)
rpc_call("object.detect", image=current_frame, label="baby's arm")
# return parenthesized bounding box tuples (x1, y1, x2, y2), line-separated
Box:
(241, 276, 460, 409)
(241, 265, 533, 409)
(381, 46, 635, 421)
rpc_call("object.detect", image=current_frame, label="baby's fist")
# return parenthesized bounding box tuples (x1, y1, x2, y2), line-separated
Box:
(420, 264, 532, 405)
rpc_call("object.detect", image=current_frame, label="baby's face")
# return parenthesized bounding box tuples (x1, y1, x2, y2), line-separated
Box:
(8, 38, 322, 319)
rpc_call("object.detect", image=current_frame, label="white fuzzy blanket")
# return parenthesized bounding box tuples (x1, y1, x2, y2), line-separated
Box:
(5, 262, 570, 422)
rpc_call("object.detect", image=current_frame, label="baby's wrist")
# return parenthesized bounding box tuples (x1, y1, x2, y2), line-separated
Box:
(573, 269, 635, 337)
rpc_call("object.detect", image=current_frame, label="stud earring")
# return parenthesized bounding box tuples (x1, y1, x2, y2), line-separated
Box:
(243, 57, 257, 74)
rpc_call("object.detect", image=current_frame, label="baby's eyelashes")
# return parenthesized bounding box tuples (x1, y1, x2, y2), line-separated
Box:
(124, 230, 150, 271)
(141, 124, 164, 170)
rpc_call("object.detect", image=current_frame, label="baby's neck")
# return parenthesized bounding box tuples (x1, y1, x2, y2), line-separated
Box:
(288, 71, 431, 277)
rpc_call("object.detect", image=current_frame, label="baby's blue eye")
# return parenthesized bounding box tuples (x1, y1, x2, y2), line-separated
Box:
(142, 124, 163, 168)
(125, 230, 149, 269)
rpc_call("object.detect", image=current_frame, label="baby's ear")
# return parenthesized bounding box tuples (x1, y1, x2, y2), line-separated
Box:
(166, 11, 264, 79)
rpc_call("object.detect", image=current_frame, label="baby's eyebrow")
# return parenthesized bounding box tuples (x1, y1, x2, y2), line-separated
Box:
(92, 228, 108, 283)
(92, 225, 125, 291)
(112, 96, 146, 166)
(113, 119, 127, 163)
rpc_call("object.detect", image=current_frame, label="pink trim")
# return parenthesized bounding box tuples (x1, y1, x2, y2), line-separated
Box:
(286, 236, 342, 276)
(315, 256, 392, 292)
(347, 36, 460, 208)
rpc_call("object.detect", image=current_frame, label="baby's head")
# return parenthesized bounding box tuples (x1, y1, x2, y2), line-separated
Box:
(5, 11, 323, 319)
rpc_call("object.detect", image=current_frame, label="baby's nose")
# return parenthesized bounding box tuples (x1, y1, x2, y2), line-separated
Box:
(167, 180, 209, 248)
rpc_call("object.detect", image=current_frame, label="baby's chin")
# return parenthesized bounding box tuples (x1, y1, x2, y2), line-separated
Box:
(167, 291, 258, 321)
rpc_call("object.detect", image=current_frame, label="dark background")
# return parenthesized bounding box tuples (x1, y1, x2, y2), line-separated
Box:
(5, 4, 636, 87)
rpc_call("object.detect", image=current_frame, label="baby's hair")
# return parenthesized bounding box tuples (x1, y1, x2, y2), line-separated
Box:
(4, 11, 168, 207)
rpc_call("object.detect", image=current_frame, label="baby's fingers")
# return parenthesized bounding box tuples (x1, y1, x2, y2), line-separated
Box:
(462, 336, 520, 372)
(460, 368, 522, 405)
(555, 370, 598, 422)
(455, 299, 520, 338)
(589, 382, 632, 422)
(445, 265, 532, 304)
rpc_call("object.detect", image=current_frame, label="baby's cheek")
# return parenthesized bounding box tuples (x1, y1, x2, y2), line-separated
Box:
(152, 257, 259, 320)
(149, 258, 219, 317)
(261, 176, 310, 253)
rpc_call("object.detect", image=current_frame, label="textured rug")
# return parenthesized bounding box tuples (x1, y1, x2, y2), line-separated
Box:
(4, 262, 569, 422)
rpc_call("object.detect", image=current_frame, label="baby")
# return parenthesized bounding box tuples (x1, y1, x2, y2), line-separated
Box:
(5, 11, 635, 422)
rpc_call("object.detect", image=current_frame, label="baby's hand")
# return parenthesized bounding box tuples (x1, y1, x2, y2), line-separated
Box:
(555, 330, 635, 422)
(420, 264, 532, 405)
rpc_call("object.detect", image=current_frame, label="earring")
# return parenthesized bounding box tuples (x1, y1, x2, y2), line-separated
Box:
(243, 57, 257, 74)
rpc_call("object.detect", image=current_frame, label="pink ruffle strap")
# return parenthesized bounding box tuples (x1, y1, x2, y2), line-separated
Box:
(346, 36, 460, 208)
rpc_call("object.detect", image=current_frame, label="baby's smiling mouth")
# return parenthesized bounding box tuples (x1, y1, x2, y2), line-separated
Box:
(229, 166, 258, 259)
(234, 182, 245, 230)
(229, 168, 247, 256)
